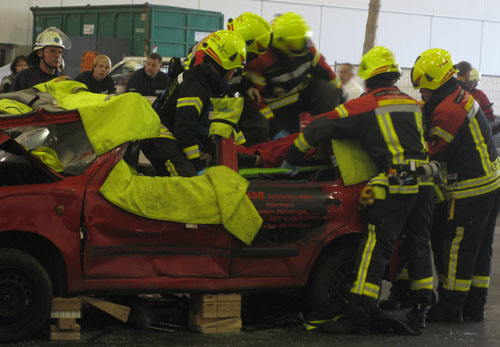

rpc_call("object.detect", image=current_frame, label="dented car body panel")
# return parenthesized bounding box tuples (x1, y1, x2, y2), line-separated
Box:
(0, 109, 364, 295)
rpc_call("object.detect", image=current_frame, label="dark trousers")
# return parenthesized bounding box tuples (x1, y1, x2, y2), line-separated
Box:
(433, 189, 500, 314)
(269, 78, 342, 137)
(141, 138, 196, 177)
(350, 185, 435, 312)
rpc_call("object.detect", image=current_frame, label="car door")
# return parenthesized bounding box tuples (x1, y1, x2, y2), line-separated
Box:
(230, 179, 355, 278)
(81, 153, 233, 281)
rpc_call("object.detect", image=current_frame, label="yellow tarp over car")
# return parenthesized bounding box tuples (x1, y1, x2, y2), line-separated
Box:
(99, 159, 263, 245)
(34, 79, 161, 155)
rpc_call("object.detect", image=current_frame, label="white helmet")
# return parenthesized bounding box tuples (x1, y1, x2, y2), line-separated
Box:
(34, 27, 72, 51)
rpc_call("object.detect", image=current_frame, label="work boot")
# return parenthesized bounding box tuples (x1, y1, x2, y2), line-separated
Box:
(322, 315, 370, 335)
(372, 307, 421, 335)
(463, 306, 485, 322)
(322, 294, 372, 335)
(406, 302, 428, 329)
(379, 280, 411, 310)
(426, 303, 463, 323)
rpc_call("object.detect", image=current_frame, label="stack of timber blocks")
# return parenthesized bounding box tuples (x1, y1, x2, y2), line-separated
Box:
(189, 293, 242, 334)
(48, 297, 81, 340)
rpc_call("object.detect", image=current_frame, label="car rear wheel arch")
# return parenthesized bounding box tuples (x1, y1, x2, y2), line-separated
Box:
(0, 248, 53, 343)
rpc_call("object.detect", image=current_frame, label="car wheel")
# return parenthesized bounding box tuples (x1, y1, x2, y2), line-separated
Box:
(306, 245, 357, 316)
(0, 249, 53, 343)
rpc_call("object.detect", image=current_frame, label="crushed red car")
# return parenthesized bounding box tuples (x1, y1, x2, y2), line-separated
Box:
(0, 108, 368, 342)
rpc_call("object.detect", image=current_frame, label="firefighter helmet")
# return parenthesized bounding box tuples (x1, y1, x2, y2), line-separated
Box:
(358, 46, 400, 81)
(201, 30, 246, 70)
(271, 12, 312, 56)
(227, 12, 272, 54)
(469, 68, 481, 84)
(411, 48, 457, 90)
(34, 27, 72, 51)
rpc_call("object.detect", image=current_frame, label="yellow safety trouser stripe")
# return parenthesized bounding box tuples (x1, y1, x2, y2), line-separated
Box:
(430, 126, 454, 143)
(294, 132, 313, 153)
(336, 104, 349, 118)
(444, 226, 464, 291)
(376, 112, 405, 165)
(469, 117, 492, 175)
(177, 97, 203, 115)
(351, 224, 377, 296)
(471, 275, 490, 288)
(410, 276, 433, 291)
(448, 174, 500, 199)
(165, 160, 179, 177)
(362, 282, 380, 299)
(183, 144, 200, 160)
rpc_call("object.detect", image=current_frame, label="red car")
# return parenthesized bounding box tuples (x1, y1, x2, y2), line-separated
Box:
(0, 109, 366, 342)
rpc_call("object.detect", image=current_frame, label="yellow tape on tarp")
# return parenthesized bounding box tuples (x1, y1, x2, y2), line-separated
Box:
(34, 79, 161, 155)
(331, 138, 377, 186)
(99, 160, 263, 245)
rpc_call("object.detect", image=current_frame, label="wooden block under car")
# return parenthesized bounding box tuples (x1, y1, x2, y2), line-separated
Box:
(190, 293, 241, 319)
(189, 293, 242, 334)
(46, 297, 81, 340)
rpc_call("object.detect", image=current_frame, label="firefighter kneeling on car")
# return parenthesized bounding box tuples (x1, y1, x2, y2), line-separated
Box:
(141, 30, 247, 177)
(282, 46, 435, 334)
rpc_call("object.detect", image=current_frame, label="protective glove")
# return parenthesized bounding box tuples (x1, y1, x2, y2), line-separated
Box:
(196, 169, 206, 176)
(272, 129, 290, 141)
(246, 87, 261, 104)
(281, 160, 299, 176)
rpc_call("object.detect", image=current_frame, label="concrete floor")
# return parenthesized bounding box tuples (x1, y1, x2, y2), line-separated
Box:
(6, 219, 500, 347)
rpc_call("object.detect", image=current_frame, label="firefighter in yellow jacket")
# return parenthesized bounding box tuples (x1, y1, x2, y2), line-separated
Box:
(283, 46, 435, 333)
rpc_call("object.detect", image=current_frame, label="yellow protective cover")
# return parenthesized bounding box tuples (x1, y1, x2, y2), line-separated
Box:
(209, 97, 244, 142)
(331, 138, 377, 186)
(31, 146, 64, 172)
(34, 79, 161, 155)
(99, 160, 263, 245)
(0, 99, 33, 114)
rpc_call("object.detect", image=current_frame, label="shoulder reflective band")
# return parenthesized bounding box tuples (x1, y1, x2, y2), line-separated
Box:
(177, 97, 203, 115)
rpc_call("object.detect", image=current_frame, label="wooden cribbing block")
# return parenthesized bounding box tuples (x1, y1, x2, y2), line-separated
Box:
(82, 296, 131, 323)
(51, 297, 81, 318)
(189, 293, 242, 334)
(47, 297, 81, 340)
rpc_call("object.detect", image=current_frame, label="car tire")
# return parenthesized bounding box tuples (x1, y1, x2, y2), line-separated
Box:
(306, 245, 357, 316)
(0, 248, 53, 343)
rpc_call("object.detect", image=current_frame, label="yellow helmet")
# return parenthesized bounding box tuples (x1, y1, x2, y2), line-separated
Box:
(358, 46, 400, 81)
(469, 68, 481, 84)
(271, 12, 312, 56)
(34, 27, 72, 50)
(201, 30, 246, 70)
(227, 12, 273, 54)
(411, 48, 457, 90)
